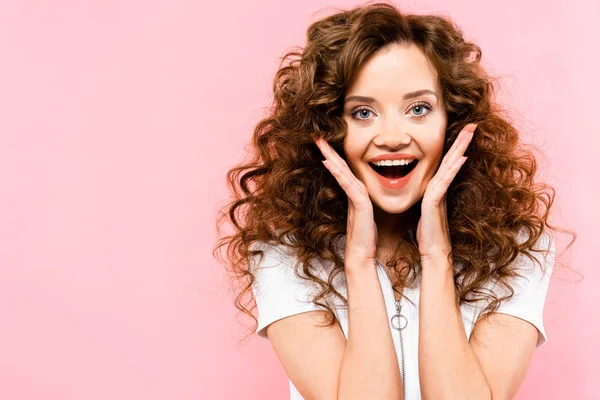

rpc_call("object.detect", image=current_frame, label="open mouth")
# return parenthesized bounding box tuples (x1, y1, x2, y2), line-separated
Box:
(368, 161, 419, 179)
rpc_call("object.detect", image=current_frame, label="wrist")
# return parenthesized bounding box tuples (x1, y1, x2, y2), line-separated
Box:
(420, 246, 452, 261)
(420, 252, 454, 270)
(344, 256, 377, 272)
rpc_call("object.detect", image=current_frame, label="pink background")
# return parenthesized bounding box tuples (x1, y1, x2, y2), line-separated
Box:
(0, 0, 597, 399)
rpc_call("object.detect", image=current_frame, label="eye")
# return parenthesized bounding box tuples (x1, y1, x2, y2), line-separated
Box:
(350, 107, 375, 121)
(409, 102, 433, 119)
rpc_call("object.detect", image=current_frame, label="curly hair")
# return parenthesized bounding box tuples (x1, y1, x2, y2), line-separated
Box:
(213, 1, 577, 343)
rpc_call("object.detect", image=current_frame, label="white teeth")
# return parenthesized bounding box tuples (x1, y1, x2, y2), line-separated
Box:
(372, 159, 416, 167)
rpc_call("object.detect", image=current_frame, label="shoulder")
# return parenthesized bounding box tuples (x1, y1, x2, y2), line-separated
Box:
(248, 236, 338, 282)
(510, 227, 555, 284)
(477, 228, 556, 347)
(249, 237, 342, 338)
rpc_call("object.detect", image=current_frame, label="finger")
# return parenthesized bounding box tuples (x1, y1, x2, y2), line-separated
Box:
(442, 128, 471, 169)
(315, 138, 351, 170)
(438, 156, 468, 191)
(326, 160, 365, 201)
(322, 159, 367, 204)
(439, 125, 475, 173)
(428, 155, 468, 202)
(315, 139, 363, 193)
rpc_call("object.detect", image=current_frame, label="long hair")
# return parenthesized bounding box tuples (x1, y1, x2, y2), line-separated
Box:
(213, 1, 577, 343)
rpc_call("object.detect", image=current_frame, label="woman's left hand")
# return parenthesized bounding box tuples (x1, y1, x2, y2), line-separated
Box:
(417, 123, 477, 264)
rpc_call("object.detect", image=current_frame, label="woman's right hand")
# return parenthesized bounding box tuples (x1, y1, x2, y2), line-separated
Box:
(314, 137, 378, 267)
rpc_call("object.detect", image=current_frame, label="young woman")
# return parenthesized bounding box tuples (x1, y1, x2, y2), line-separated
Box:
(214, 2, 575, 399)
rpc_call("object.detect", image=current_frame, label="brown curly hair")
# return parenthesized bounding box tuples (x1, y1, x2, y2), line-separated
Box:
(213, 1, 577, 343)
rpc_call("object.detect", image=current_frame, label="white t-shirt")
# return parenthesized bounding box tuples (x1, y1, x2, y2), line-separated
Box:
(250, 230, 555, 400)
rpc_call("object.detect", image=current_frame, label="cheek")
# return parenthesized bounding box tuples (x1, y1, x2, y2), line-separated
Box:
(341, 144, 359, 173)
(343, 144, 370, 179)
(343, 131, 368, 159)
(423, 132, 446, 159)
(432, 131, 447, 158)
(421, 134, 447, 177)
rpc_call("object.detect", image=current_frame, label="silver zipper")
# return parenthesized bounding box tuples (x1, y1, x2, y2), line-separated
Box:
(376, 258, 407, 400)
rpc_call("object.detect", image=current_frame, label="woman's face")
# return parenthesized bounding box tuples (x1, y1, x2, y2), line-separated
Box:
(342, 42, 448, 216)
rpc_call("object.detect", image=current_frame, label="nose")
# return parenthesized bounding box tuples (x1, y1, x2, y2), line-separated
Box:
(373, 118, 412, 148)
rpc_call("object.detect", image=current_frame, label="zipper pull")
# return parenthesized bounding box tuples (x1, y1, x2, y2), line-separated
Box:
(390, 299, 408, 331)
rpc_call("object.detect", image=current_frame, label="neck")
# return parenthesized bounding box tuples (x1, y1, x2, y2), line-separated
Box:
(373, 200, 421, 250)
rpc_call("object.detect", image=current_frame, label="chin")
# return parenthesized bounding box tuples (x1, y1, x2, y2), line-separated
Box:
(371, 195, 419, 214)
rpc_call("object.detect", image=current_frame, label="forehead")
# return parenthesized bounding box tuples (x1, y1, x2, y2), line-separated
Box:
(346, 42, 440, 96)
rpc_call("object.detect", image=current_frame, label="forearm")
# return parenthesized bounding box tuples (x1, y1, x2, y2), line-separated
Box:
(418, 256, 491, 400)
(338, 259, 403, 400)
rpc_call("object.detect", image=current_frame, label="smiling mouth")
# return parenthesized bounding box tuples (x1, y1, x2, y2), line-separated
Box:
(368, 161, 419, 179)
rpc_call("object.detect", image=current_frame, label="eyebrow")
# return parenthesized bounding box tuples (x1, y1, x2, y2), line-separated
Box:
(344, 89, 438, 104)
